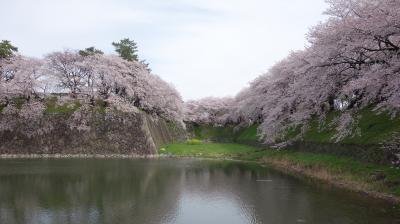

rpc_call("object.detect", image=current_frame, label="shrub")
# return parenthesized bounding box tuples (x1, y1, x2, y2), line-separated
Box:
(186, 138, 202, 145)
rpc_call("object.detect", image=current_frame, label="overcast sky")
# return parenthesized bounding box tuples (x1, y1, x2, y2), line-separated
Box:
(0, 0, 328, 100)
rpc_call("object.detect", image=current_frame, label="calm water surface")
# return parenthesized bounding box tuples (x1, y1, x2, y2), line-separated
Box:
(0, 158, 399, 224)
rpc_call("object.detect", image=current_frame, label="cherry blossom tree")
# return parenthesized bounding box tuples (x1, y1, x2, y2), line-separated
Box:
(0, 56, 43, 100)
(82, 53, 184, 122)
(184, 97, 234, 126)
(45, 51, 91, 98)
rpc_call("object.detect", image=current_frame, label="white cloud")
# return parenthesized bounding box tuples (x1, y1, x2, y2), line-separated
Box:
(0, 0, 328, 100)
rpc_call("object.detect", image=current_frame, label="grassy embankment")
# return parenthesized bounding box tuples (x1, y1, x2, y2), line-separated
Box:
(190, 107, 400, 146)
(295, 107, 400, 145)
(190, 124, 259, 145)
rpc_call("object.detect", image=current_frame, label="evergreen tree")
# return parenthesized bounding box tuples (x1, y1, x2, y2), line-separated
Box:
(78, 47, 103, 57)
(0, 40, 18, 59)
(112, 38, 138, 61)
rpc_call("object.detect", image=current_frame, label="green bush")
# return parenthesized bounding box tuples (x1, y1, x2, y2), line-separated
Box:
(45, 97, 81, 114)
(186, 139, 202, 145)
(13, 97, 26, 109)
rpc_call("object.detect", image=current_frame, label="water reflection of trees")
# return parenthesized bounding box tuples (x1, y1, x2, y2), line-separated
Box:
(180, 160, 397, 224)
(0, 159, 396, 224)
(0, 159, 183, 224)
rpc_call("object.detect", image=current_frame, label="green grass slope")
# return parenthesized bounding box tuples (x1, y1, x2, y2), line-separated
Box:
(303, 108, 400, 145)
(190, 124, 260, 145)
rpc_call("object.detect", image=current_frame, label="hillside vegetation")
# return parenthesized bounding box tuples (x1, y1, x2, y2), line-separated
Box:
(189, 124, 259, 145)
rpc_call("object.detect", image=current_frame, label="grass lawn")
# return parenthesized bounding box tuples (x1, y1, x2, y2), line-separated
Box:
(160, 142, 258, 158)
(160, 141, 400, 199)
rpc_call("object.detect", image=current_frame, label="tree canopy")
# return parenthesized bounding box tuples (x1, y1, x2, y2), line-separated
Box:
(0, 40, 18, 59)
(112, 38, 138, 62)
(78, 47, 103, 57)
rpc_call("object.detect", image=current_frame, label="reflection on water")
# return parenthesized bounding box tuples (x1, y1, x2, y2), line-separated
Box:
(0, 158, 398, 224)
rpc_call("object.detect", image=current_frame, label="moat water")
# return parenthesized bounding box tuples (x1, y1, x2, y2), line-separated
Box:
(0, 158, 399, 224)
